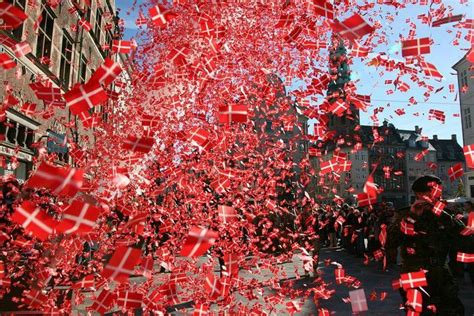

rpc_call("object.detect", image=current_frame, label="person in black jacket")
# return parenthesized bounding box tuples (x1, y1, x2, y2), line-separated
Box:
(386, 175, 467, 315)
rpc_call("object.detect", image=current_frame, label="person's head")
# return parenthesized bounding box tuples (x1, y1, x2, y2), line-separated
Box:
(411, 175, 442, 201)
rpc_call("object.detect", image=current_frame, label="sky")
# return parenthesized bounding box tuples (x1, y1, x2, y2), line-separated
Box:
(115, 0, 473, 144)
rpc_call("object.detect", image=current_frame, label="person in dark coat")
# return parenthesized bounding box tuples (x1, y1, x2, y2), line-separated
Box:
(386, 175, 467, 315)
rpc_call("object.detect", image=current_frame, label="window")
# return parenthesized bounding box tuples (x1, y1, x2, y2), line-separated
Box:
(79, 54, 88, 83)
(94, 8, 103, 43)
(460, 69, 468, 87)
(59, 31, 73, 89)
(464, 107, 472, 129)
(7, 0, 27, 40)
(36, 8, 55, 59)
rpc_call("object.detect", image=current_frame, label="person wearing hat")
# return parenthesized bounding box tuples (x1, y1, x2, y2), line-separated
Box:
(386, 175, 467, 315)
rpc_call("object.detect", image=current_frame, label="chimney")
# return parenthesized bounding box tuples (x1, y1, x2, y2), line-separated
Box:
(433, 135, 438, 141)
(451, 134, 457, 142)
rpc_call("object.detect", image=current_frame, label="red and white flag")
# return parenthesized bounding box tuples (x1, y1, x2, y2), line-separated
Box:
(312, 0, 334, 20)
(0, 2, 28, 30)
(204, 272, 222, 298)
(112, 40, 133, 54)
(90, 289, 116, 314)
(400, 271, 428, 290)
(180, 227, 218, 257)
(13, 41, 32, 58)
(401, 37, 431, 57)
(149, 5, 177, 28)
(117, 291, 143, 310)
(332, 14, 374, 41)
(122, 136, 155, 153)
(456, 252, 474, 263)
(12, 201, 57, 241)
(463, 145, 474, 169)
(79, 18, 92, 32)
(218, 205, 238, 224)
(448, 163, 464, 182)
(432, 200, 446, 217)
(0, 53, 15, 69)
(406, 288, 423, 313)
(64, 82, 108, 115)
(349, 289, 368, 313)
(55, 200, 101, 235)
(432, 14, 463, 27)
(101, 246, 141, 282)
(90, 57, 123, 87)
(420, 61, 443, 79)
(25, 162, 84, 197)
(218, 104, 248, 124)
(187, 127, 210, 148)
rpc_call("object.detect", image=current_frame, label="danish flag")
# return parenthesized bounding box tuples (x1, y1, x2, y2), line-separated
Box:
(187, 127, 210, 148)
(218, 104, 248, 124)
(312, 0, 334, 20)
(180, 227, 218, 257)
(432, 200, 446, 217)
(79, 18, 92, 32)
(420, 61, 443, 79)
(12, 201, 57, 241)
(101, 246, 141, 282)
(122, 136, 155, 153)
(349, 289, 368, 313)
(463, 145, 474, 169)
(64, 82, 108, 115)
(23, 290, 48, 309)
(55, 200, 101, 234)
(357, 193, 377, 207)
(112, 40, 133, 54)
(400, 219, 415, 236)
(448, 163, 464, 182)
(0, 2, 28, 30)
(456, 252, 474, 263)
(13, 41, 32, 58)
(26, 162, 84, 197)
(218, 205, 238, 224)
(72, 275, 95, 290)
(167, 45, 191, 66)
(328, 99, 348, 116)
(335, 267, 345, 284)
(90, 57, 123, 87)
(90, 289, 116, 314)
(406, 289, 423, 313)
(193, 304, 210, 316)
(204, 272, 222, 299)
(275, 14, 294, 28)
(149, 5, 177, 28)
(432, 14, 463, 27)
(0, 53, 15, 69)
(117, 291, 143, 310)
(400, 271, 427, 290)
(332, 14, 374, 41)
(320, 158, 339, 175)
(401, 37, 431, 57)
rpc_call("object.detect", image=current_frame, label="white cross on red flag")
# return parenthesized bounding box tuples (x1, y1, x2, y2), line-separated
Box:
(25, 162, 84, 197)
(401, 37, 431, 57)
(349, 288, 368, 313)
(312, 0, 334, 20)
(12, 201, 57, 241)
(89, 289, 116, 314)
(448, 163, 464, 182)
(0, 53, 15, 69)
(149, 5, 177, 28)
(218, 205, 238, 224)
(122, 135, 155, 153)
(406, 288, 423, 313)
(218, 104, 248, 124)
(463, 145, 474, 169)
(180, 227, 218, 257)
(101, 246, 141, 282)
(55, 200, 101, 235)
(456, 252, 474, 263)
(332, 14, 374, 41)
(0, 2, 28, 30)
(400, 271, 428, 290)
(64, 82, 108, 115)
(112, 40, 133, 54)
(117, 291, 143, 310)
(90, 57, 123, 87)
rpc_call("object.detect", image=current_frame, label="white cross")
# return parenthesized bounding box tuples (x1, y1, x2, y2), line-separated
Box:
(16, 205, 53, 235)
(403, 39, 430, 55)
(187, 228, 213, 257)
(170, 46, 188, 62)
(106, 247, 136, 279)
(0, 4, 23, 25)
(205, 275, 221, 296)
(338, 19, 369, 39)
(151, 6, 168, 25)
(402, 273, 426, 289)
(350, 290, 366, 311)
(113, 40, 131, 52)
(194, 304, 208, 315)
(457, 252, 474, 263)
(52, 168, 76, 195)
(62, 203, 96, 234)
(124, 137, 150, 151)
(98, 60, 121, 84)
(314, 2, 333, 18)
(409, 289, 423, 311)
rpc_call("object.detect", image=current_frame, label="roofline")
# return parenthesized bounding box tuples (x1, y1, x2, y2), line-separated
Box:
(452, 51, 469, 71)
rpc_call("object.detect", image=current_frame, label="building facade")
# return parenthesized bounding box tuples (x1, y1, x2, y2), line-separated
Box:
(0, 0, 126, 180)
(453, 53, 474, 197)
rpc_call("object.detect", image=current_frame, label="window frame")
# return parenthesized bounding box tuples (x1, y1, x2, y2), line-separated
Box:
(36, 6, 56, 59)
